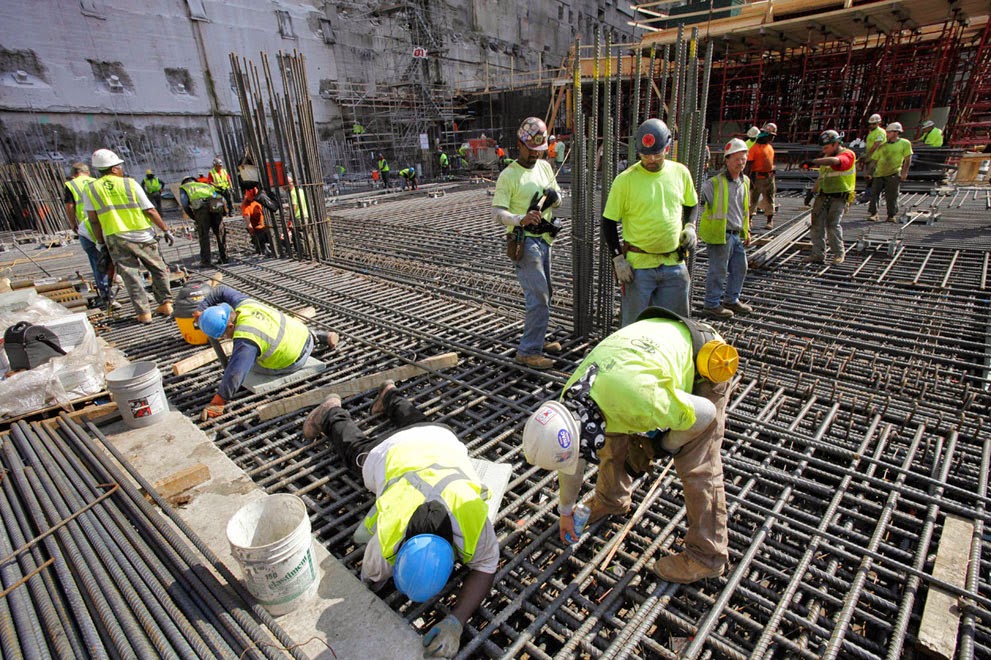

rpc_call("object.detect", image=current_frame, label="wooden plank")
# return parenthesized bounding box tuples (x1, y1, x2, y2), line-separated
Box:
(171, 340, 233, 376)
(917, 514, 974, 659)
(40, 401, 119, 429)
(256, 352, 461, 421)
(146, 463, 211, 501)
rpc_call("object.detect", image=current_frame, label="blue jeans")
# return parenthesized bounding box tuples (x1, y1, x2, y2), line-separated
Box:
(621, 263, 690, 326)
(703, 234, 748, 308)
(78, 234, 110, 301)
(514, 237, 551, 356)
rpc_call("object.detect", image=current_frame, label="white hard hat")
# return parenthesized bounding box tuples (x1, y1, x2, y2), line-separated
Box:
(761, 122, 778, 135)
(549, 135, 557, 141)
(921, 120, 934, 129)
(868, 113, 882, 124)
(746, 126, 760, 139)
(724, 138, 749, 156)
(522, 401, 580, 475)
(92, 148, 123, 169)
(886, 122, 903, 133)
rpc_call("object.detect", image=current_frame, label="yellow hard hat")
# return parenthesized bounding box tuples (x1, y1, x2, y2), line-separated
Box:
(696, 340, 739, 383)
(146, 169, 153, 175)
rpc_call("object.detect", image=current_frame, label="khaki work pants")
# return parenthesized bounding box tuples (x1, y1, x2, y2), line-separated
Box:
(105, 234, 172, 315)
(593, 379, 730, 568)
(750, 176, 775, 218)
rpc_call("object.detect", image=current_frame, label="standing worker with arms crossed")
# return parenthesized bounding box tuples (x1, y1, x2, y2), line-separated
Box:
(602, 118, 698, 324)
(84, 149, 174, 324)
(522, 306, 738, 583)
(802, 130, 856, 264)
(493, 117, 563, 370)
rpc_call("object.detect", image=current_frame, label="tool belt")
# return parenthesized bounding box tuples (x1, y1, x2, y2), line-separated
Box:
(818, 191, 851, 199)
(506, 227, 524, 262)
(623, 243, 679, 258)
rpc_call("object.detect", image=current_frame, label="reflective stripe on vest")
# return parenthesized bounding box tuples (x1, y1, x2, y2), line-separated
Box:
(363, 435, 489, 565)
(819, 149, 856, 193)
(84, 176, 149, 237)
(143, 177, 162, 194)
(377, 159, 390, 172)
(181, 181, 218, 209)
(66, 175, 96, 234)
(698, 172, 750, 244)
(232, 301, 310, 370)
(210, 168, 231, 190)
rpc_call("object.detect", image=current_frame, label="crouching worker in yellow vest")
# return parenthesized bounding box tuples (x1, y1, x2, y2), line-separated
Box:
(194, 285, 339, 421)
(302, 382, 499, 658)
(522, 307, 738, 584)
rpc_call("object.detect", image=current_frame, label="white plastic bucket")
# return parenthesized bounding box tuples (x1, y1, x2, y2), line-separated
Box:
(226, 494, 318, 616)
(105, 361, 169, 429)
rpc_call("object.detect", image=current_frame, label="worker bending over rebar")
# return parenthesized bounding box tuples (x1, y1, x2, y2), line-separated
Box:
(523, 307, 738, 584)
(302, 382, 498, 658)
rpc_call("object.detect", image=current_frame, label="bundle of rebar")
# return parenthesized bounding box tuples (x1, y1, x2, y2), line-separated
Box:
(0, 161, 71, 235)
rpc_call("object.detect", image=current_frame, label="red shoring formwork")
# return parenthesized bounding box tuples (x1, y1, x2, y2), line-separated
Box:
(948, 16, 991, 149)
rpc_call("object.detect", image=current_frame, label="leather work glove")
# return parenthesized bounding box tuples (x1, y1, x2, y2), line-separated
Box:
(96, 244, 112, 275)
(422, 614, 463, 658)
(679, 224, 697, 252)
(539, 187, 560, 211)
(162, 231, 175, 247)
(201, 394, 225, 421)
(612, 254, 634, 284)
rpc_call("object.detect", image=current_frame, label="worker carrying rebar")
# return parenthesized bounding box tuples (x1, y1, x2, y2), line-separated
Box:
(180, 176, 228, 266)
(492, 116, 563, 371)
(377, 153, 391, 189)
(744, 122, 777, 229)
(64, 161, 116, 309)
(801, 130, 856, 265)
(699, 139, 753, 319)
(866, 123, 912, 224)
(141, 169, 163, 214)
(207, 157, 234, 215)
(522, 306, 738, 583)
(917, 120, 944, 147)
(398, 166, 419, 191)
(194, 285, 339, 420)
(602, 118, 698, 326)
(84, 148, 174, 324)
(301, 381, 498, 658)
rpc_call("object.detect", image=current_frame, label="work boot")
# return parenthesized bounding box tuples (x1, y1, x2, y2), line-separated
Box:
(804, 255, 824, 264)
(588, 495, 629, 525)
(652, 553, 725, 584)
(515, 353, 554, 370)
(832, 255, 845, 265)
(886, 216, 898, 223)
(867, 214, 879, 222)
(316, 331, 339, 349)
(155, 301, 174, 317)
(721, 300, 753, 315)
(700, 305, 733, 319)
(302, 394, 341, 440)
(765, 217, 774, 229)
(543, 340, 562, 353)
(371, 380, 396, 415)
(136, 312, 153, 324)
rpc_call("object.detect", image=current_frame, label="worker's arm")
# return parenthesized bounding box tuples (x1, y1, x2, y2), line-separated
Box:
(900, 154, 912, 181)
(492, 206, 540, 229)
(808, 155, 842, 168)
(557, 462, 586, 544)
(87, 211, 105, 244)
(682, 204, 697, 228)
(600, 216, 622, 256)
(179, 190, 193, 219)
(449, 569, 494, 624)
(216, 339, 260, 401)
(65, 203, 78, 233)
(197, 285, 250, 313)
(144, 207, 168, 233)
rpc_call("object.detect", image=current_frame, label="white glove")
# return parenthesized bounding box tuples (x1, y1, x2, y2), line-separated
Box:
(423, 614, 462, 658)
(679, 224, 697, 251)
(162, 230, 175, 247)
(612, 254, 634, 284)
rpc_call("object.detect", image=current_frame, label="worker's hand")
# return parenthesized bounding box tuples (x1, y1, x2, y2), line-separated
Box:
(679, 224, 697, 252)
(521, 210, 543, 228)
(200, 394, 225, 421)
(163, 231, 175, 247)
(96, 244, 112, 275)
(612, 254, 634, 284)
(422, 614, 462, 658)
(744, 237, 751, 248)
(560, 512, 577, 544)
(800, 160, 816, 169)
(900, 172, 908, 182)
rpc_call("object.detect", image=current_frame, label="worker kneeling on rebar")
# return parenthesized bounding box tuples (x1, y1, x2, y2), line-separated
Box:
(522, 307, 738, 584)
(302, 382, 498, 658)
(194, 285, 339, 420)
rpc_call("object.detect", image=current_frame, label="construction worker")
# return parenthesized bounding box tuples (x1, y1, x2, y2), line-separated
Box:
(180, 176, 228, 266)
(438, 150, 450, 179)
(457, 143, 469, 170)
(377, 153, 391, 189)
(699, 139, 753, 319)
(398, 166, 419, 191)
(302, 382, 498, 658)
(84, 148, 174, 324)
(802, 130, 856, 264)
(195, 285, 339, 420)
(554, 137, 567, 169)
(744, 126, 760, 150)
(64, 162, 113, 307)
(867, 122, 912, 223)
(207, 157, 234, 215)
(864, 114, 886, 176)
(493, 116, 563, 370)
(241, 185, 275, 256)
(547, 135, 558, 160)
(495, 144, 506, 170)
(522, 307, 737, 583)
(141, 169, 163, 214)
(352, 122, 365, 139)
(602, 118, 698, 325)
(918, 120, 944, 147)
(744, 122, 777, 229)
(286, 175, 309, 223)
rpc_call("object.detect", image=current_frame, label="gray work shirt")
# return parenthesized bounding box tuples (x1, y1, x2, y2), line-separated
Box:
(700, 171, 748, 232)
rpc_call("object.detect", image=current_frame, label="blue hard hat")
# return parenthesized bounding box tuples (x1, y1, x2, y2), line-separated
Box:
(393, 534, 454, 602)
(199, 303, 232, 339)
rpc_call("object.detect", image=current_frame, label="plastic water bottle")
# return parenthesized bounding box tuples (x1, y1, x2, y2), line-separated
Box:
(571, 504, 591, 542)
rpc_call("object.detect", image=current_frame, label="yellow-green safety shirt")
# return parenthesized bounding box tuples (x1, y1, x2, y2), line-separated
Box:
(232, 300, 310, 370)
(698, 171, 750, 244)
(564, 318, 702, 434)
(873, 138, 913, 178)
(923, 128, 944, 147)
(84, 176, 151, 238)
(602, 161, 698, 269)
(492, 159, 560, 243)
(866, 126, 886, 160)
(439, 153, 449, 166)
(65, 175, 96, 235)
(363, 434, 489, 564)
(818, 148, 857, 194)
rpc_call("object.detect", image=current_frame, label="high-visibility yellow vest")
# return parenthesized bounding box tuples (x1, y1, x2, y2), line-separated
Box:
(362, 434, 489, 564)
(923, 128, 943, 147)
(180, 181, 219, 210)
(232, 301, 310, 370)
(439, 153, 449, 166)
(65, 175, 96, 235)
(209, 167, 231, 190)
(819, 149, 857, 193)
(377, 158, 390, 173)
(290, 188, 309, 220)
(698, 172, 751, 244)
(84, 176, 150, 237)
(142, 176, 163, 194)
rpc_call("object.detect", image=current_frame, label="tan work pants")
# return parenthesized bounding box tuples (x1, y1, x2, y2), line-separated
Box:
(750, 176, 775, 217)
